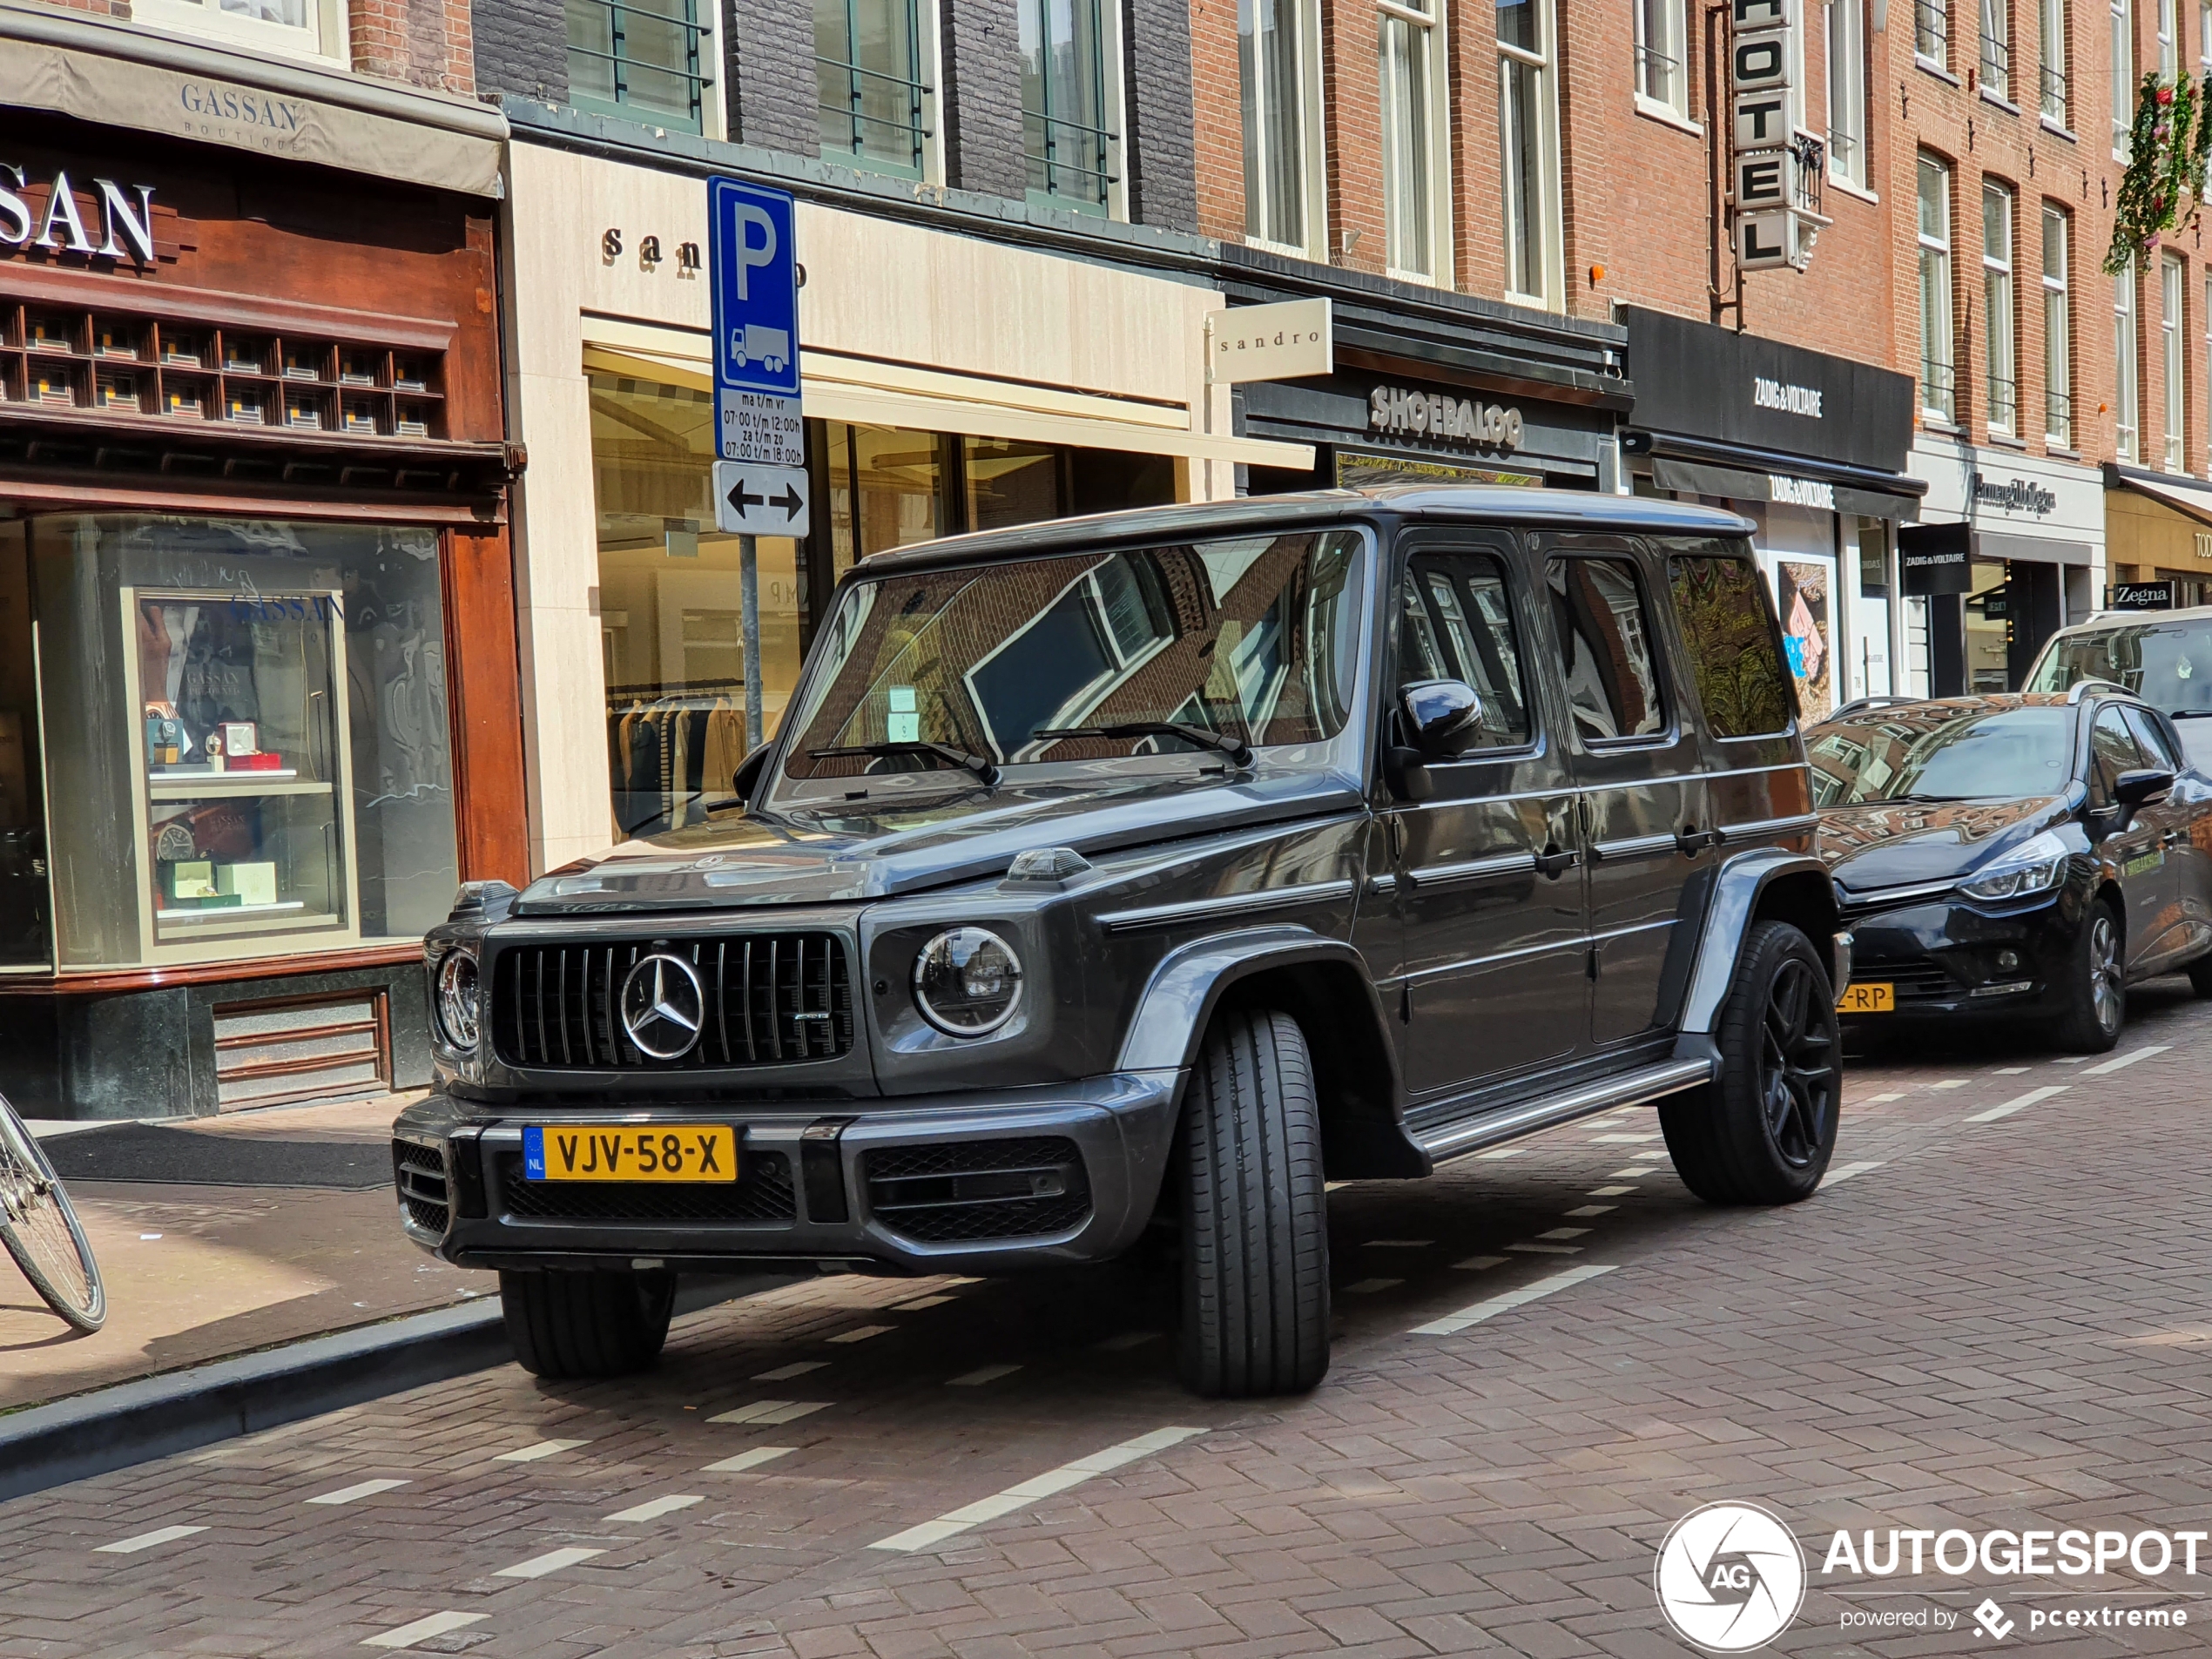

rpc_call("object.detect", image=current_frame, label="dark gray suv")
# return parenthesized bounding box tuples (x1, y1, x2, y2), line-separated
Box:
(394, 488, 1847, 1398)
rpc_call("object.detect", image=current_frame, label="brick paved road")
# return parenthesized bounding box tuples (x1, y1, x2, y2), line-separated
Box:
(10, 987, 2212, 1656)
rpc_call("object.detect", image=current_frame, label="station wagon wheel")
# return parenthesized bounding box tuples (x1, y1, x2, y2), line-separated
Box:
(1659, 920, 1841, 1205)
(1759, 958, 1835, 1170)
(2054, 898, 2125, 1054)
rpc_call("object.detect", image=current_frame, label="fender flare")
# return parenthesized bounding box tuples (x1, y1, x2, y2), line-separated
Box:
(1675, 848, 1841, 1036)
(1116, 924, 1393, 1076)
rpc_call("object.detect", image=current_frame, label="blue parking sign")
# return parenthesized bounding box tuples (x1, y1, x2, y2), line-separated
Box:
(708, 176, 799, 399)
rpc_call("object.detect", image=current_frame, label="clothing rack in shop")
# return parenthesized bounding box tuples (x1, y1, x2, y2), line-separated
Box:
(604, 675, 745, 700)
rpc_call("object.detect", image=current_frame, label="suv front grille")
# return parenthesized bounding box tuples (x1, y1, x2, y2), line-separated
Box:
(1868, 959, 1961, 1002)
(494, 1150, 797, 1225)
(491, 935, 853, 1070)
(393, 1140, 450, 1236)
(864, 1137, 1091, 1244)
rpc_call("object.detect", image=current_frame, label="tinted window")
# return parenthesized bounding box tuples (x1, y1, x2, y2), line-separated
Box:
(1666, 550, 1795, 738)
(1398, 555, 1531, 749)
(2122, 705, 2182, 771)
(1806, 704, 2075, 804)
(1545, 556, 1665, 741)
(2091, 705, 2152, 799)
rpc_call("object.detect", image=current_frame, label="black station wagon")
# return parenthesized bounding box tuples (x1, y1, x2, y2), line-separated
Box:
(395, 488, 1850, 1397)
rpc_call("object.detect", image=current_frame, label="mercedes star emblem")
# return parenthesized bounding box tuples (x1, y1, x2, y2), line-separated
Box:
(618, 952, 706, 1060)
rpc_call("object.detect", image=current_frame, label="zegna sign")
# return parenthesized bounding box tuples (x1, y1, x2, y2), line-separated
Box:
(0, 165, 156, 265)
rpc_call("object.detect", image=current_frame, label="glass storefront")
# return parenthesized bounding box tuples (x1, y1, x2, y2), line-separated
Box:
(7, 514, 458, 969)
(1964, 559, 2010, 694)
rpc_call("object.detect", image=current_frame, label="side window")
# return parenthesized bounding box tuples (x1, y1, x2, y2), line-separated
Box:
(2091, 705, 2151, 800)
(1544, 556, 1666, 741)
(1665, 550, 1796, 738)
(2122, 705, 2182, 771)
(1396, 555, 1532, 749)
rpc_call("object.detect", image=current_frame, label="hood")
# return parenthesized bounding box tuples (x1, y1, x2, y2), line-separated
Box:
(512, 767, 1367, 915)
(1817, 794, 2075, 893)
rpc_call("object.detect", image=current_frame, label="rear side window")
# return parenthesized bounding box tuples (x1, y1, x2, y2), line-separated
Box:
(1665, 551, 1795, 738)
(1544, 556, 1665, 741)
(1398, 555, 1531, 749)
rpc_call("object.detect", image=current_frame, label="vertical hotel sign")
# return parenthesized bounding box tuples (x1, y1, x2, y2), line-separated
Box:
(1729, 0, 1827, 273)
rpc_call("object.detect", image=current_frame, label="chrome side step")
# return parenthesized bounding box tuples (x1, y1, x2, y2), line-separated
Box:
(1413, 1056, 1715, 1165)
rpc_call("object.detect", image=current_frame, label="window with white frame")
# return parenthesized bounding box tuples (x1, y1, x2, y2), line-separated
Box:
(1985, 183, 2017, 433)
(2114, 0, 2134, 154)
(2205, 270, 2212, 468)
(1379, 0, 1450, 281)
(1983, 0, 2013, 98)
(2202, 0, 2210, 70)
(137, 0, 343, 61)
(1918, 0, 1949, 64)
(2164, 252, 2187, 468)
(1919, 154, 1957, 421)
(1021, 0, 1120, 212)
(2044, 204, 2074, 445)
(1635, 0, 1690, 118)
(1829, 0, 1868, 185)
(1241, 0, 1323, 253)
(1499, 0, 1561, 308)
(2040, 0, 2068, 124)
(2116, 260, 2141, 459)
(2160, 0, 2177, 73)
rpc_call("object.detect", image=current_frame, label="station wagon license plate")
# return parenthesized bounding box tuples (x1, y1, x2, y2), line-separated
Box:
(1836, 983, 1895, 1015)
(523, 1125, 738, 1183)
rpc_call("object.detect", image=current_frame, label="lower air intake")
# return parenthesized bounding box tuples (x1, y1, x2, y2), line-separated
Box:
(863, 1136, 1091, 1244)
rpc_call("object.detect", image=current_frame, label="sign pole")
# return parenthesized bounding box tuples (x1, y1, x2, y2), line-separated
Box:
(740, 533, 763, 749)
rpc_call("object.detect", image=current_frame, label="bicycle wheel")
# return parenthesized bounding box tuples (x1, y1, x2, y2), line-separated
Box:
(0, 1101, 105, 1332)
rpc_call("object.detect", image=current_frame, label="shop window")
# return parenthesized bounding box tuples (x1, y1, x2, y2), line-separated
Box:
(2164, 252, 2188, 470)
(1500, 0, 1561, 309)
(2040, 0, 2069, 125)
(0, 527, 49, 970)
(567, 0, 711, 134)
(2045, 204, 2074, 445)
(1918, 154, 1957, 422)
(1021, 0, 1120, 212)
(134, 0, 342, 64)
(1543, 557, 1664, 742)
(1664, 551, 1795, 738)
(2117, 259, 2141, 461)
(1917, 0, 1949, 64)
(1240, 0, 1324, 255)
(1635, 0, 1689, 119)
(1828, 0, 1868, 187)
(30, 516, 458, 968)
(1982, 0, 2013, 96)
(1379, 0, 1450, 282)
(1984, 182, 2017, 435)
(818, 0, 934, 178)
(1964, 561, 2011, 692)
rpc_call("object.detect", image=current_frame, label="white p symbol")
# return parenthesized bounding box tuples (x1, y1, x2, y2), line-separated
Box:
(732, 203, 777, 300)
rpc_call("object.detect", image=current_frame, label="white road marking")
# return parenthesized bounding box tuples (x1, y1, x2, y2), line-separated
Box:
(708, 1399, 828, 1426)
(753, 1361, 827, 1381)
(895, 1294, 954, 1310)
(1966, 1085, 2069, 1124)
(1823, 1159, 1884, 1185)
(1993, 1066, 2030, 1076)
(1343, 1278, 1402, 1294)
(1861, 1092, 1905, 1103)
(495, 1439, 587, 1463)
(1474, 1147, 1526, 1159)
(1590, 1132, 1661, 1143)
(1931, 1080, 1967, 1089)
(703, 1447, 795, 1474)
(948, 1363, 1022, 1386)
(1365, 1238, 1432, 1248)
(1538, 1227, 1590, 1240)
(1564, 1204, 1616, 1218)
(1453, 1254, 1507, 1271)
(869, 1426, 1205, 1552)
(96, 1525, 206, 1554)
(495, 1546, 605, 1580)
(1588, 1185, 1635, 1197)
(307, 1478, 410, 1506)
(2054, 1055, 2088, 1064)
(605, 1494, 703, 1522)
(1507, 1242, 1581, 1254)
(1413, 1264, 1619, 1337)
(1095, 1330, 1158, 1351)
(362, 1613, 488, 1649)
(1608, 1166, 1655, 1178)
(2085, 1044, 2170, 1076)
(827, 1325, 893, 1344)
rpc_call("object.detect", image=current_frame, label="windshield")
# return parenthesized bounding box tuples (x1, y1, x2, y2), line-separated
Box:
(1807, 704, 2076, 805)
(2025, 621, 2212, 712)
(778, 529, 1366, 786)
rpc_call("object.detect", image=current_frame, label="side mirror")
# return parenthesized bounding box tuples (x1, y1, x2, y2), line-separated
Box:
(730, 745, 771, 804)
(2114, 767, 2175, 808)
(1399, 679, 1487, 760)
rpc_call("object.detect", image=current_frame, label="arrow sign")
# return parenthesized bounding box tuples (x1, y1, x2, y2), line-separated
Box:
(713, 459, 811, 537)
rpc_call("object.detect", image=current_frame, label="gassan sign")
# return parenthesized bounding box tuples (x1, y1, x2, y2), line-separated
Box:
(0, 166, 156, 265)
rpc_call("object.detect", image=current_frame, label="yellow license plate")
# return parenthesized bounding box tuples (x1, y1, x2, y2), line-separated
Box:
(523, 1125, 737, 1183)
(1836, 983, 1894, 1014)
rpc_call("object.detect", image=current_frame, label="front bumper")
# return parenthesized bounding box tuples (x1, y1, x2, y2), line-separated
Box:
(1839, 886, 2084, 1022)
(389, 1069, 1184, 1275)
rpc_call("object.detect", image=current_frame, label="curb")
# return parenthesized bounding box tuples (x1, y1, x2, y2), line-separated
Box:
(0, 1272, 793, 1505)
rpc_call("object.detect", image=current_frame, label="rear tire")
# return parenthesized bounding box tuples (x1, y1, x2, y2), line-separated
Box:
(501, 1267, 676, 1379)
(1177, 1008, 1330, 1398)
(1661, 921, 1841, 1205)
(2187, 949, 2212, 997)
(2054, 900, 2125, 1053)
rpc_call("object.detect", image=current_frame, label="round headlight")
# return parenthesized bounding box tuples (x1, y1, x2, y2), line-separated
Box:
(912, 927, 1023, 1036)
(435, 948, 481, 1050)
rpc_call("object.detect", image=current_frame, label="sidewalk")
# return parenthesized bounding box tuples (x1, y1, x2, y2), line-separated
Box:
(3, 1093, 491, 1413)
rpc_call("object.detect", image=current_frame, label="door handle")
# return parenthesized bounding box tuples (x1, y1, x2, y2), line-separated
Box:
(1676, 824, 1716, 855)
(1534, 843, 1579, 880)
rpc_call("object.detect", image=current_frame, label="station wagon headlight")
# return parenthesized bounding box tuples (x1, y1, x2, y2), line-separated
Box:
(913, 927, 1023, 1036)
(435, 948, 482, 1050)
(1959, 831, 2071, 902)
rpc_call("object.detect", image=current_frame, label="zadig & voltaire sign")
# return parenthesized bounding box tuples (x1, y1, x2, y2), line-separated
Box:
(0, 165, 157, 265)
(1369, 385, 1524, 451)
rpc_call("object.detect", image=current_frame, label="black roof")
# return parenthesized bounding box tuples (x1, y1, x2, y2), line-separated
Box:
(855, 486, 1757, 576)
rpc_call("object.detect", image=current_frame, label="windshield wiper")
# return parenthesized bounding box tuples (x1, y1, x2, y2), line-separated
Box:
(1032, 722, 1255, 767)
(808, 741, 1000, 786)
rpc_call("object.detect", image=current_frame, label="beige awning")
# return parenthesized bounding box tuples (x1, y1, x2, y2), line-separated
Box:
(0, 6, 506, 198)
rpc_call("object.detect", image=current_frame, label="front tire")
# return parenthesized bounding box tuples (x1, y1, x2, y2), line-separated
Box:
(2186, 948, 2212, 997)
(1177, 1008, 1330, 1398)
(501, 1267, 676, 1379)
(1661, 921, 1841, 1205)
(2054, 900, 2125, 1053)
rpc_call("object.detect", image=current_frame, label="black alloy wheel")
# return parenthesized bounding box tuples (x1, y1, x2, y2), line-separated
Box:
(1759, 954, 1837, 1170)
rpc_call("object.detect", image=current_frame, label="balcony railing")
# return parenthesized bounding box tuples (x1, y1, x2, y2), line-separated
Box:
(1980, 29, 2012, 99)
(1986, 371, 2018, 431)
(566, 0, 711, 133)
(1916, 0, 1948, 61)
(1023, 109, 1119, 209)
(2046, 388, 2074, 446)
(818, 55, 934, 176)
(1635, 41, 1683, 105)
(1923, 357, 1958, 421)
(2040, 60, 2068, 122)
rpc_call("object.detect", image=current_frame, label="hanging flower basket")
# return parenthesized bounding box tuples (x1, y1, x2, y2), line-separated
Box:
(2107, 71, 2212, 272)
